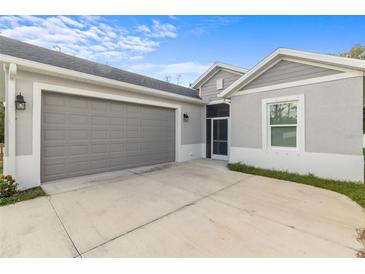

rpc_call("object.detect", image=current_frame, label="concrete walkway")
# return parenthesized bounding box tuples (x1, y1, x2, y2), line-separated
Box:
(1, 159, 365, 257)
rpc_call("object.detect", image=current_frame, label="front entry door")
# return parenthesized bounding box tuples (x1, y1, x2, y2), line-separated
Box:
(211, 117, 228, 160)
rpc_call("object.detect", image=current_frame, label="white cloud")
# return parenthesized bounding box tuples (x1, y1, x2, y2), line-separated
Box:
(137, 20, 177, 38)
(0, 16, 177, 66)
(136, 25, 150, 33)
(119, 35, 159, 52)
(58, 16, 84, 28)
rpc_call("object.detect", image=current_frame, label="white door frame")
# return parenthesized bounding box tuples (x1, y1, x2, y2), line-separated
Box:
(211, 116, 230, 161)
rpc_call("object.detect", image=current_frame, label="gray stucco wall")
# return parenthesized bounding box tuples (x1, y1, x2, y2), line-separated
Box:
(243, 60, 342, 90)
(201, 69, 242, 102)
(231, 76, 363, 155)
(15, 70, 205, 156)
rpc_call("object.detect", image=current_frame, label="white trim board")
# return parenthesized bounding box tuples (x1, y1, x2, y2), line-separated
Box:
(210, 116, 230, 161)
(230, 146, 364, 183)
(261, 94, 305, 153)
(192, 62, 248, 89)
(0, 54, 204, 105)
(232, 72, 362, 97)
(219, 47, 365, 98)
(30, 82, 188, 187)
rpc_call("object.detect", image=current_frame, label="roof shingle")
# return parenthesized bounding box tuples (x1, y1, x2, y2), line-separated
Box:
(0, 35, 200, 99)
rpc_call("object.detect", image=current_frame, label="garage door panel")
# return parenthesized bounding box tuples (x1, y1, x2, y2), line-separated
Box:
(41, 92, 175, 182)
(91, 129, 108, 139)
(69, 129, 90, 140)
(69, 161, 90, 173)
(70, 114, 90, 125)
(91, 143, 108, 154)
(44, 164, 66, 178)
(44, 129, 66, 140)
(69, 144, 89, 156)
(44, 145, 67, 157)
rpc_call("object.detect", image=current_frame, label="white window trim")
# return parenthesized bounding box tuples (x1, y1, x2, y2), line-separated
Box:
(262, 94, 305, 152)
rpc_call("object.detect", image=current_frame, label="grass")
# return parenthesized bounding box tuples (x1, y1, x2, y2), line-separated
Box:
(0, 186, 46, 206)
(227, 162, 365, 209)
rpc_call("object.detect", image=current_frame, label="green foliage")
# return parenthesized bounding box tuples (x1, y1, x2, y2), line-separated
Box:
(0, 187, 45, 206)
(227, 163, 365, 209)
(338, 44, 365, 60)
(0, 175, 17, 198)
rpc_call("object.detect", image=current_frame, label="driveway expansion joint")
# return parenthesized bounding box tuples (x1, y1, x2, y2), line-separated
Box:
(81, 178, 247, 256)
(47, 197, 82, 257)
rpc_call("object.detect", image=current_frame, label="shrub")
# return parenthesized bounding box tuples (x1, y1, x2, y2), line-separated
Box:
(0, 175, 18, 198)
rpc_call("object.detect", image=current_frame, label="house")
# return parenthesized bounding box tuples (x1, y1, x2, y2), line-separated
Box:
(0, 35, 364, 190)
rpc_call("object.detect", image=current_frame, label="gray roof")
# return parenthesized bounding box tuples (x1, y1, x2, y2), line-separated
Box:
(0, 35, 200, 99)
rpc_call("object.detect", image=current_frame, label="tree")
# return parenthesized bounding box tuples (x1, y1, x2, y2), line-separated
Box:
(337, 44, 365, 59)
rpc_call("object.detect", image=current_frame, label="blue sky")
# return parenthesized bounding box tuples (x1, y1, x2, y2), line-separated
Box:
(0, 15, 364, 86)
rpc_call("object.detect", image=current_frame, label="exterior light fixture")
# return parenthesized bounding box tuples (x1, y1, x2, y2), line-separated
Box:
(183, 113, 189, 122)
(15, 92, 26, 110)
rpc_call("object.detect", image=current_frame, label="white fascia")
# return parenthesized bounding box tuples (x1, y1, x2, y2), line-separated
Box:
(219, 48, 365, 98)
(192, 61, 248, 89)
(0, 54, 205, 106)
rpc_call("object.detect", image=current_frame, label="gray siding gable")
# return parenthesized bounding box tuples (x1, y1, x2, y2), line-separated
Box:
(201, 69, 242, 102)
(242, 60, 343, 90)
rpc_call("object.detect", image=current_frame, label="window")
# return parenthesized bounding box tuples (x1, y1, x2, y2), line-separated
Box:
(269, 102, 297, 148)
(262, 95, 304, 151)
(216, 79, 224, 90)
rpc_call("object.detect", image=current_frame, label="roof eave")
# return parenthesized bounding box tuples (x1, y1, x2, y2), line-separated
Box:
(192, 62, 248, 89)
(0, 53, 204, 105)
(219, 48, 365, 98)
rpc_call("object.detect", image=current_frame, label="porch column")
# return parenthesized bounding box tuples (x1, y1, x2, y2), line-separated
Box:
(4, 63, 17, 177)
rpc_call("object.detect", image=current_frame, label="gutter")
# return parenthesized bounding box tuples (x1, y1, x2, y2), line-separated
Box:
(0, 54, 205, 105)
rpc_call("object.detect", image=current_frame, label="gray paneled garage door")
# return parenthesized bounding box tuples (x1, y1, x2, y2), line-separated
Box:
(41, 92, 175, 182)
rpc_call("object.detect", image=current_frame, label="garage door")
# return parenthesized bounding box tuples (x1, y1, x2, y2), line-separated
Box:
(41, 92, 175, 182)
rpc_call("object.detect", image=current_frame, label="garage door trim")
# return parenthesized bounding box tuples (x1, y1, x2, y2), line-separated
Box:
(32, 82, 182, 183)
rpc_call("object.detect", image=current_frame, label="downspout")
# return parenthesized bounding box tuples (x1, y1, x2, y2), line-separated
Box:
(4, 63, 17, 177)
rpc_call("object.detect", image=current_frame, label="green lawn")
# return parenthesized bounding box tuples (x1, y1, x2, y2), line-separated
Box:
(227, 162, 365, 209)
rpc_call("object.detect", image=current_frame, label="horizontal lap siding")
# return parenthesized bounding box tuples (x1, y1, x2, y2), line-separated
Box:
(41, 92, 175, 182)
(201, 70, 242, 102)
(243, 60, 342, 90)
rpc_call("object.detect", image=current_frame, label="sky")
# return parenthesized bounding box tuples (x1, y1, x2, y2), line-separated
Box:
(0, 15, 364, 87)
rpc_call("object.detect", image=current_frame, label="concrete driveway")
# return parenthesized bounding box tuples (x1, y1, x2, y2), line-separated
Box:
(1, 159, 365, 257)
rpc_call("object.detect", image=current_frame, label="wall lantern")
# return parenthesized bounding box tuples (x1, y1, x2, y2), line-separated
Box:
(183, 113, 189, 122)
(15, 92, 26, 110)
